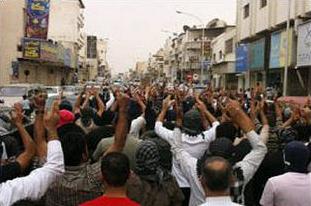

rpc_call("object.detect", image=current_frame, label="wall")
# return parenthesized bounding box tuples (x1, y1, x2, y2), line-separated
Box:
(0, 0, 25, 85)
(255, 0, 269, 33)
(18, 62, 69, 85)
(237, 0, 309, 42)
(48, 0, 81, 44)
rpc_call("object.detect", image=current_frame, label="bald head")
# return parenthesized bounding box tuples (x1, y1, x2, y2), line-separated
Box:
(201, 156, 232, 193)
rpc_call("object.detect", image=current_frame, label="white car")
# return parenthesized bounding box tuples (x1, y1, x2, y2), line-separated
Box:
(45, 86, 62, 98)
(0, 84, 41, 110)
(62, 86, 78, 96)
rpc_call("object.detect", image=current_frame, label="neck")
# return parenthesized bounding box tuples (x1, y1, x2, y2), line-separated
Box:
(104, 186, 127, 198)
(206, 189, 230, 198)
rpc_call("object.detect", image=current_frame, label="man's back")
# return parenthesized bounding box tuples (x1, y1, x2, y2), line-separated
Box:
(260, 172, 311, 206)
(80, 196, 140, 206)
(45, 162, 103, 206)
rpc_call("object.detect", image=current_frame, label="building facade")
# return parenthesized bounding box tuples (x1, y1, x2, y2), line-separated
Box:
(236, 0, 311, 95)
(0, 0, 85, 86)
(211, 27, 239, 90)
(84, 36, 109, 81)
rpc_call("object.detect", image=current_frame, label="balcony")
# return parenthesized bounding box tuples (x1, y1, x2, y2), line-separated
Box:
(185, 41, 201, 50)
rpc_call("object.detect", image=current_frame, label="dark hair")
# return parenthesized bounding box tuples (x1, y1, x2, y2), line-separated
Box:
(101, 152, 130, 187)
(216, 122, 237, 142)
(85, 126, 114, 153)
(58, 124, 87, 166)
(59, 100, 73, 112)
(201, 156, 232, 192)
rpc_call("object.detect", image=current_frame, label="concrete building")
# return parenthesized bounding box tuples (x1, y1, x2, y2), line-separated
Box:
(97, 38, 110, 79)
(236, 0, 311, 94)
(147, 49, 165, 82)
(135, 61, 148, 75)
(159, 19, 231, 84)
(211, 27, 239, 89)
(162, 37, 174, 81)
(84, 36, 109, 81)
(181, 19, 230, 83)
(0, 0, 85, 86)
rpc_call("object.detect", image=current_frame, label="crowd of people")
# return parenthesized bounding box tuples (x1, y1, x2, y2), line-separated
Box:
(0, 82, 310, 206)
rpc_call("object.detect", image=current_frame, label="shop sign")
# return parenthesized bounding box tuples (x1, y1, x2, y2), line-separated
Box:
(297, 21, 311, 67)
(236, 44, 248, 72)
(249, 38, 265, 70)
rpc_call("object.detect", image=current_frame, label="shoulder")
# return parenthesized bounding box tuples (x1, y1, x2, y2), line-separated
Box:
(126, 198, 141, 206)
(80, 196, 103, 206)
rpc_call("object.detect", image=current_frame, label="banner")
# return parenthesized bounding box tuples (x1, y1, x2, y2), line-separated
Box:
(23, 38, 41, 59)
(297, 21, 311, 67)
(40, 41, 58, 62)
(249, 38, 265, 70)
(270, 29, 293, 68)
(25, 0, 50, 39)
(236, 44, 248, 72)
(270, 31, 281, 68)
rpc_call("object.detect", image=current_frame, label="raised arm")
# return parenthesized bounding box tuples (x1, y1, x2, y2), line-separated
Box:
(11, 104, 36, 172)
(154, 95, 174, 142)
(0, 100, 64, 206)
(105, 90, 115, 110)
(227, 99, 268, 184)
(195, 95, 219, 142)
(105, 94, 129, 154)
(33, 92, 48, 158)
(94, 90, 106, 117)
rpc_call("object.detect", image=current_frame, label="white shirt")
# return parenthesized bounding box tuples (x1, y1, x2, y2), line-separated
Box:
(105, 92, 115, 110)
(155, 121, 220, 188)
(260, 172, 311, 206)
(129, 116, 146, 139)
(200, 196, 242, 206)
(0, 140, 65, 206)
(171, 128, 267, 206)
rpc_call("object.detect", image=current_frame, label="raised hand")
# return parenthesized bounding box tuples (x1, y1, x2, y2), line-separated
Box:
(195, 94, 207, 113)
(162, 95, 175, 111)
(11, 103, 24, 126)
(117, 93, 130, 112)
(44, 100, 60, 132)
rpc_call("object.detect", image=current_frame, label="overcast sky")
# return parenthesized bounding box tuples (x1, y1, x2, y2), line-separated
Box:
(84, 0, 236, 74)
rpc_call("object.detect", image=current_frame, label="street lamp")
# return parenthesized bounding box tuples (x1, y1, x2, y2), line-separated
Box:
(176, 10, 205, 84)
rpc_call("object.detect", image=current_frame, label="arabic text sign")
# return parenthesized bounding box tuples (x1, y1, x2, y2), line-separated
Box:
(23, 38, 41, 59)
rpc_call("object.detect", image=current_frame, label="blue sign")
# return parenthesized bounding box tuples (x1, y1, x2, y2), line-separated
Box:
(249, 38, 265, 70)
(270, 31, 281, 68)
(64, 48, 72, 67)
(27, 0, 50, 18)
(202, 60, 211, 69)
(236, 44, 248, 72)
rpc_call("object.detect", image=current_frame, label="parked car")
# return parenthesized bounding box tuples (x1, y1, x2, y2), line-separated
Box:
(62, 85, 78, 96)
(0, 84, 42, 110)
(45, 86, 62, 98)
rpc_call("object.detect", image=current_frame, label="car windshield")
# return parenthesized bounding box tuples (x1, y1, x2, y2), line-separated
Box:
(62, 87, 75, 92)
(0, 87, 27, 97)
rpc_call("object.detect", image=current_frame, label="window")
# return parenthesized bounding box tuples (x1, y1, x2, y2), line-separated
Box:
(260, 0, 267, 8)
(225, 38, 233, 54)
(213, 53, 216, 62)
(244, 4, 249, 18)
(219, 50, 223, 60)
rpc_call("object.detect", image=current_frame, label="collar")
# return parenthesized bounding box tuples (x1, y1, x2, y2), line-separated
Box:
(205, 196, 233, 204)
